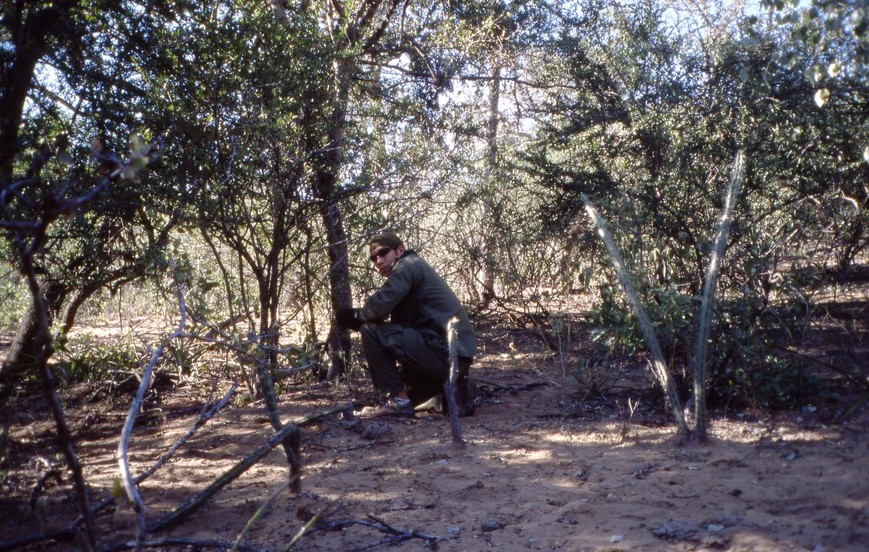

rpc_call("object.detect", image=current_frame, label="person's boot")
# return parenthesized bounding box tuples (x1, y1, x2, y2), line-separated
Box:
(361, 396, 415, 418)
(414, 393, 445, 414)
(408, 383, 445, 414)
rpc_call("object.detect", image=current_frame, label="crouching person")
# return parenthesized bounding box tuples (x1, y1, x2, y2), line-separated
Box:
(336, 231, 476, 418)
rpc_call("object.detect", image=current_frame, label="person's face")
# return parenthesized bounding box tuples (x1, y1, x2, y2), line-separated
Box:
(369, 243, 403, 277)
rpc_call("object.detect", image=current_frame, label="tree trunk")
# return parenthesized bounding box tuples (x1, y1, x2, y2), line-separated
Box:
(479, 64, 502, 309)
(0, 280, 66, 407)
(0, 5, 67, 180)
(320, 202, 352, 379)
(314, 59, 354, 379)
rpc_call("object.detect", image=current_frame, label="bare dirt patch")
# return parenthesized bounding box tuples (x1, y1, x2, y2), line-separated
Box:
(2, 333, 867, 552)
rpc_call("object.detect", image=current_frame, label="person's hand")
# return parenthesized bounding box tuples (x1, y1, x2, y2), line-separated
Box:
(336, 308, 362, 331)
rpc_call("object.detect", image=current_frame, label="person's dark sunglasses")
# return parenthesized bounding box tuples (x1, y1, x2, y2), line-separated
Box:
(369, 246, 392, 262)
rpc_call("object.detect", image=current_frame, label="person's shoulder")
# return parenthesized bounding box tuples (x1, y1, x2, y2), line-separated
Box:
(394, 250, 433, 275)
(397, 250, 421, 264)
(398, 250, 431, 268)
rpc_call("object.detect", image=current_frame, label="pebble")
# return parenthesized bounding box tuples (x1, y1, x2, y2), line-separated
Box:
(652, 520, 701, 540)
(481, 518, 505, 532)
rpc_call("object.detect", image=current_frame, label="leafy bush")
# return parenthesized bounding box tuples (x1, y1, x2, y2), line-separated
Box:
(704, 284, 834, 409)
(722, 355, 825, 409)
(590, 282, 694, 367)
(53, 338, 145, 386)
(0, 266, 29, 332)
(589, 284, 644, 352)
(588, 268, 834, 410)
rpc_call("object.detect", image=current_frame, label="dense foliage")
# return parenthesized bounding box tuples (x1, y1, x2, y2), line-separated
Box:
(0, 0, 865, 547)
(1, 0, 866, 429)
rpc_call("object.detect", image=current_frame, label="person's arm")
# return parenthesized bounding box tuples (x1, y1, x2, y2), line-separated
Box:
(359, 260, 415, 321)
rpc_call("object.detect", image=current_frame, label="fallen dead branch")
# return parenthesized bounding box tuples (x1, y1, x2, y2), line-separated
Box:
(147, 421, 300, 533)
(477, 379, 548, 393)
(0, 398, 348, 551)
(145, 403, 355, 538)
(291, 402, 355, 427)
(100, 537, 256, 552)
(309, 513, 447, 551)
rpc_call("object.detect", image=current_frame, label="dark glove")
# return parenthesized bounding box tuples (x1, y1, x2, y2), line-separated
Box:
(336, 308, 363, 331)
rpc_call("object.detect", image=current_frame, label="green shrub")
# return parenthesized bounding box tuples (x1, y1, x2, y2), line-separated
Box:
(726, 355, 825, 409)
(0, 268, 29, 332)
(589, 284, 644, 352)
(54, 338, 145, 386)
(589, 282, 694, 370)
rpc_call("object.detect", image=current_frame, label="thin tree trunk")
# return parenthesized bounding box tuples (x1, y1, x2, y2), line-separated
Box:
(480, 64, 502, 309)
(582, 196, 691, 438)
(314, 59, 354, 379)
(17, 244, 98, 550)
(692, 151, 745, 443)
(0, 5, 67, 180)
(321, 201, 352, 379)
(0, 280, 66, 408)
(254, 273, 302, 490)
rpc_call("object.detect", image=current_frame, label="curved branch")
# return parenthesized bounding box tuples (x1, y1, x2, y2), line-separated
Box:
(116, 276, 187, 551)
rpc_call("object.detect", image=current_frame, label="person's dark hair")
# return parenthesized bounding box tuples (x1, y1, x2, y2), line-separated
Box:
(369, 231, 404, 250)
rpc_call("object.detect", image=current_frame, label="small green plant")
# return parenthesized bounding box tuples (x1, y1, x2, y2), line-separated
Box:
(570, 357, 610, 397)
(54, 338, 144, 386)
(589, 284, 644, 352)
(0, 265, 29, 332)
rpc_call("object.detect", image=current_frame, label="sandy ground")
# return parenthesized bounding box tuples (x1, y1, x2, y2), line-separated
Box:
(1, 341, 866, 552)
